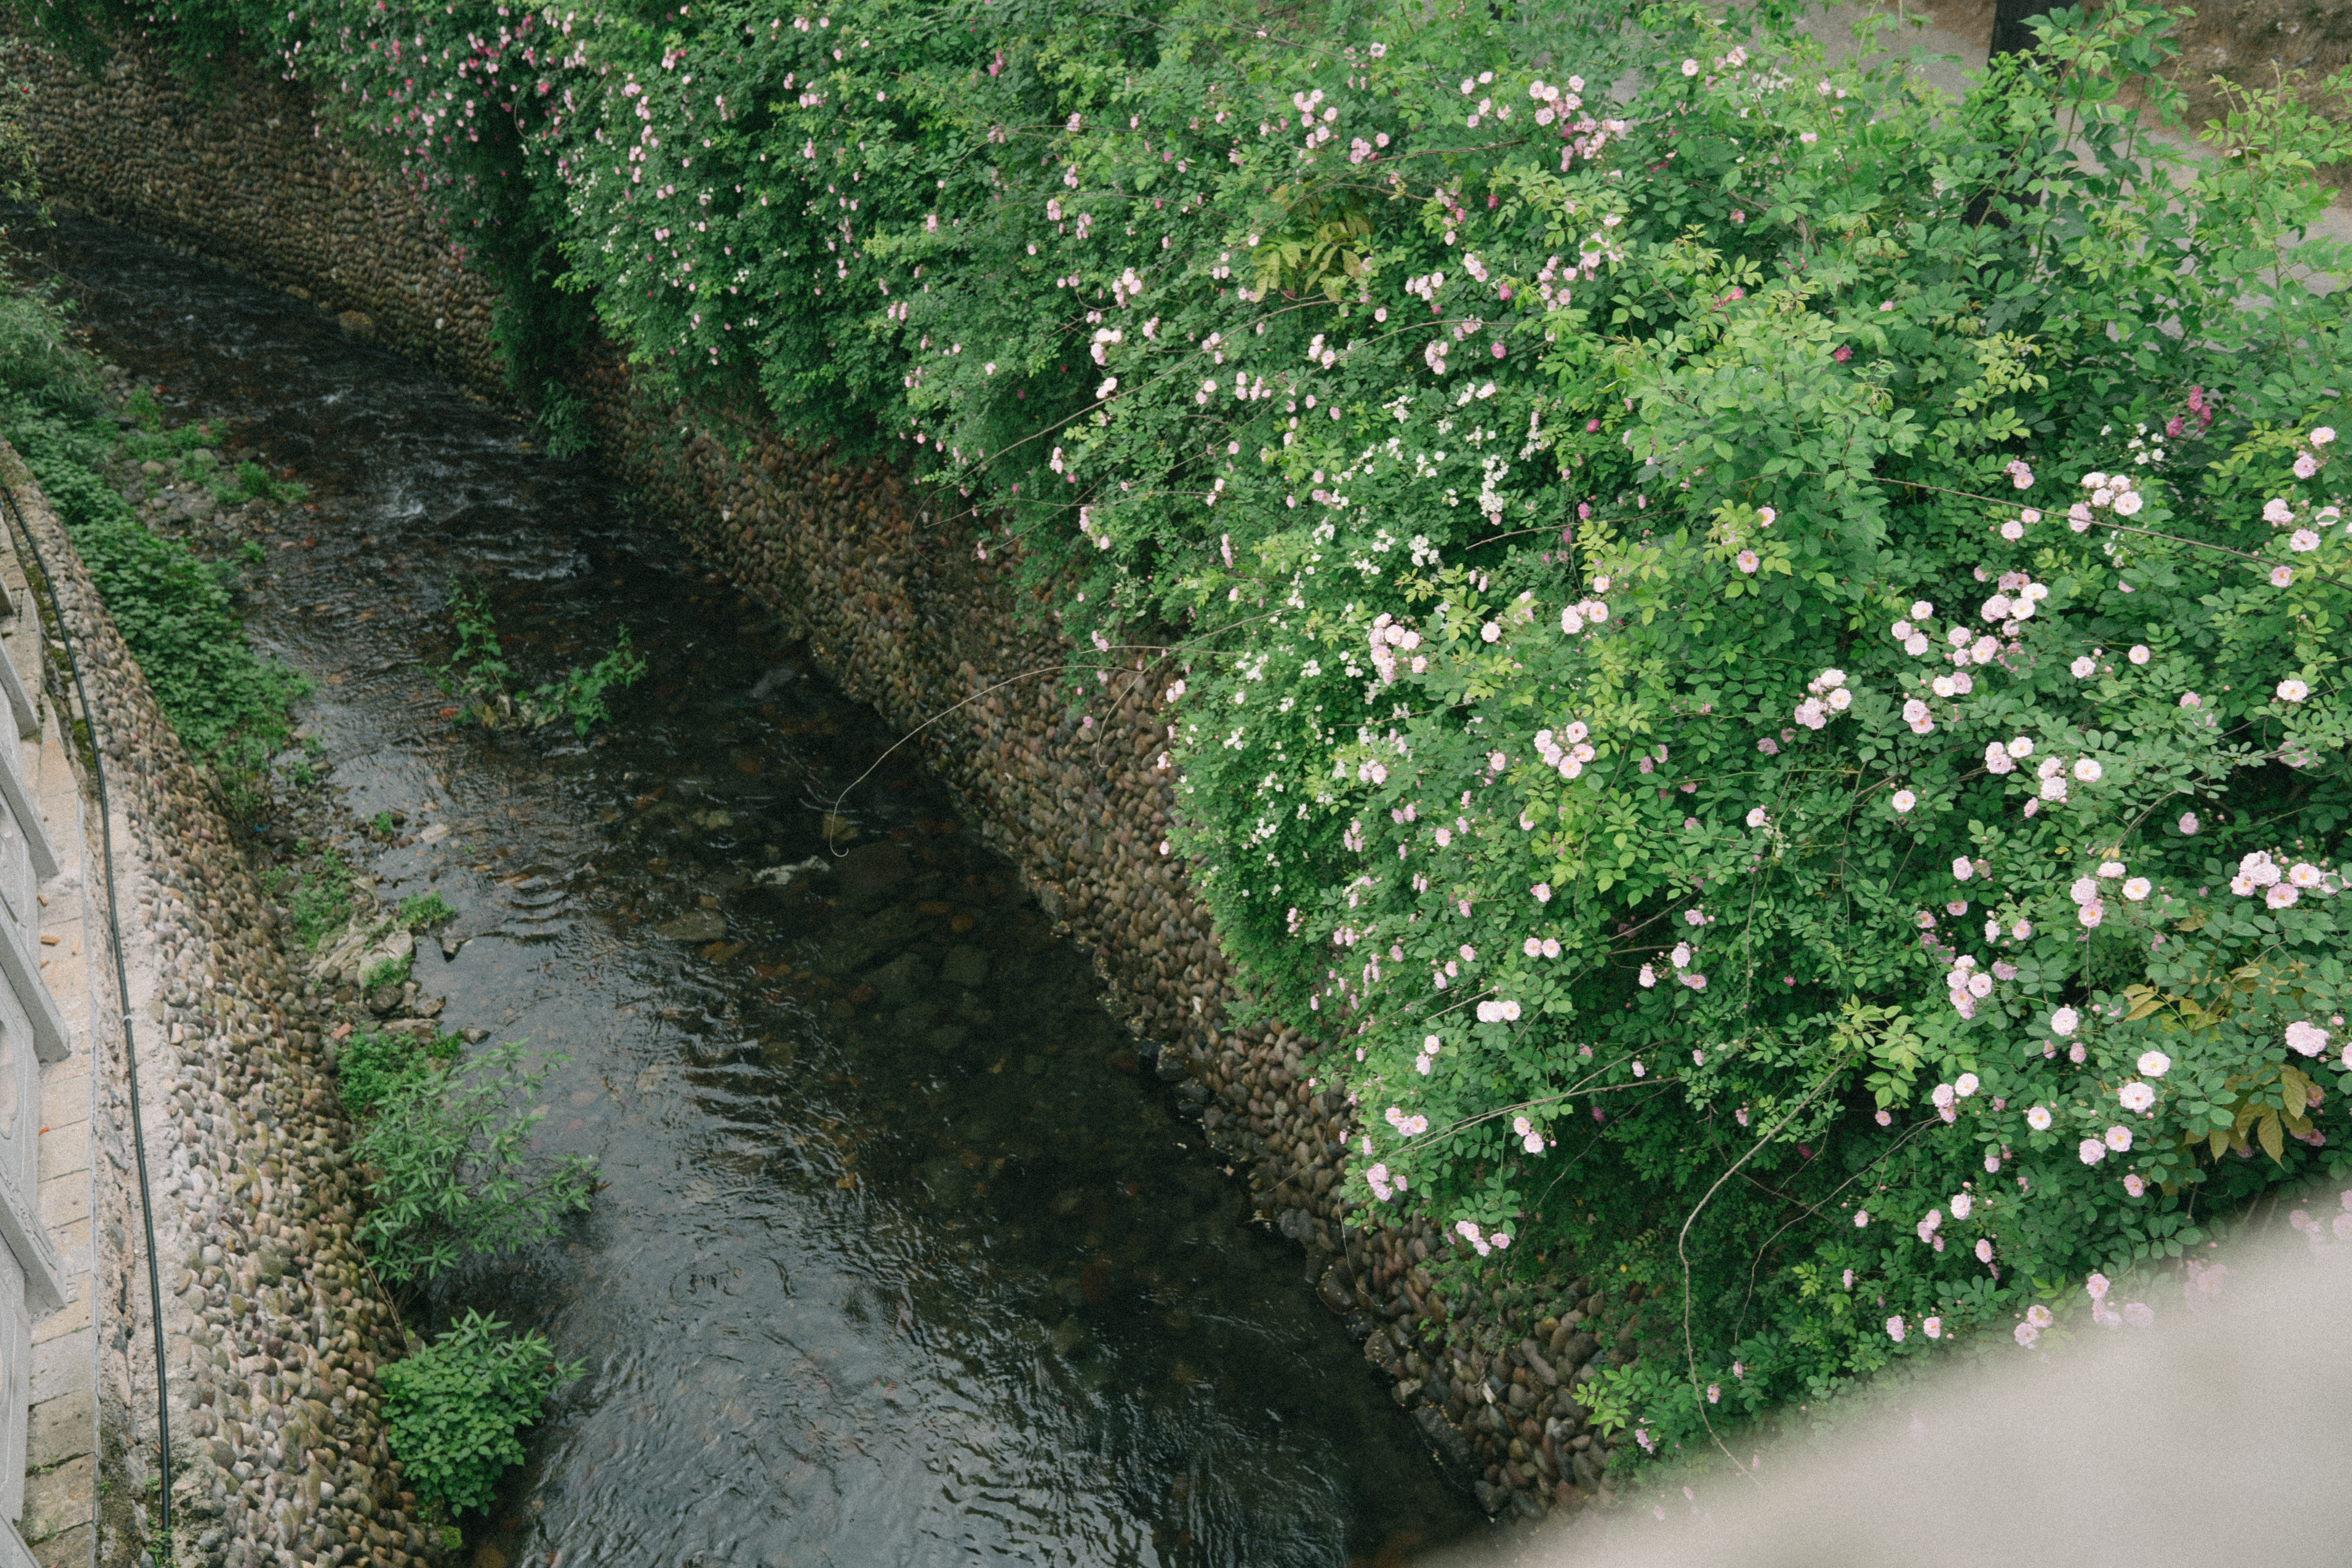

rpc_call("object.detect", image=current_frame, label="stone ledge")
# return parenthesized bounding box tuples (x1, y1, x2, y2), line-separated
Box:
(28, 1521, 89, 1568)
(23, 1389, 91, 1471)
(19, 1454, 92, 1546)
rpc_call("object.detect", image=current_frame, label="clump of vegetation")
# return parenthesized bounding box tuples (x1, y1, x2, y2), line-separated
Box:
(351, 1041, 597, 1286)
(382, 1309, 581, 1515)
(218, 456, 306, 506)
(335, 1025, 461, 1120)
(359, 951, 412, 993)
(0, 285, 303, 801)
(439, 579, 646, 738)
(337, 1033, 587, 1519)
(286, 845, 353, 949)
(396, 891, 457, 928)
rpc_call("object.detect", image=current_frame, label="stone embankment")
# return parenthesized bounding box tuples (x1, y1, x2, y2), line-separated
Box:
(0, 41, 504, 399)
(1, 437, 443, 1568)
(2, 34, 1640, 1521)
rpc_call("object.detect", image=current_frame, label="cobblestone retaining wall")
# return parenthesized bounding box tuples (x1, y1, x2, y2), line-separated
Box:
(0, 40, 505, 399)
(2, 439, 446, 1568)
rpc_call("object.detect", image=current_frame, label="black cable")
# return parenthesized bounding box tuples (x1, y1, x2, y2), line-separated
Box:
(0, 477, 173, 1552)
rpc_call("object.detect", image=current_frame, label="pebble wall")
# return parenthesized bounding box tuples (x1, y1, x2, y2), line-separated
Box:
(4, 33, 1644, 1525)
(1, 440, 446, 1568)
(0, 40, 506, 399)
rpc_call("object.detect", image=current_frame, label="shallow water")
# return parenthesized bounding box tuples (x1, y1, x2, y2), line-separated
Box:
(26, 214, 1484, 1567)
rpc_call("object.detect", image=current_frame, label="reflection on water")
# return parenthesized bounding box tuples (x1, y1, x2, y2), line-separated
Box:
(28, 214, 1484, 1566)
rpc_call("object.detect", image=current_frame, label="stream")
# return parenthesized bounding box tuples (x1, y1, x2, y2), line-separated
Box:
(23, 214, 1485, 1567)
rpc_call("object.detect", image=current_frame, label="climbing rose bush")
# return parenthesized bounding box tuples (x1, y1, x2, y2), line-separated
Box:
(1141, 6, 2352, 1458)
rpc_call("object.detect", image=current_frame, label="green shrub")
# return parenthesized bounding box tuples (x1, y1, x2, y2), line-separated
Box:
(382, 1308, 581, 1515)
(438, 579, 646, 737)
(216, 456, 306, 505)
(0, 287, 301, 790)
(335, 1026, 459, 1120)
(359, 953, 412, 993)
(352, 1042, 597, 1286)
(36, 0, 2352, 1475)
(396, 891, 457, 928)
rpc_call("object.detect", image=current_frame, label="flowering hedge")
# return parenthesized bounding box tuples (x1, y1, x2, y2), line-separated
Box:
(25, 0, 2352, 1468)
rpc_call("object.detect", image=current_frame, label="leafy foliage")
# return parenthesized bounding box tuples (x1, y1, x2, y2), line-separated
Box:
(381, 1308, 582, 1515)
(0, 285, 303, 790)
(396, 891, 459, 928)
(352, 1042, 598, 1286)
(439, 579, 647, 737)
(286, 845, 354, 949)
(361, 951, 413, 993)
(335, 1025, 462, 1120)
(211, 455, 305, 506)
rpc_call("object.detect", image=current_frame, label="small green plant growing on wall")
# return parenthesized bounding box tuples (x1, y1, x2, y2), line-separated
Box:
(382, 1309, 582, 1515)
(353, 1041, 598, 1285)
(439, 579, 646, 738)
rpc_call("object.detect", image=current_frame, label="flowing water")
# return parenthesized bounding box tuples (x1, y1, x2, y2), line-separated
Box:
(24, 214, 1484, 1567)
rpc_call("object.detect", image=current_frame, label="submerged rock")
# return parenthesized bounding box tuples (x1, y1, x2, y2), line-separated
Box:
(754, 855, 829, 893)
(749, 662, 800, 700)
(831, 841, 911, 905)
(655, 908, 727, 942)
(862, 951, 930, 1008)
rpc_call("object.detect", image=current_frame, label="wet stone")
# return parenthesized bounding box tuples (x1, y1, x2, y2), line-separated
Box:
(832, 841, 911, 904)
(863, 952, 929, 1008)
(655, 909, 727, 942)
